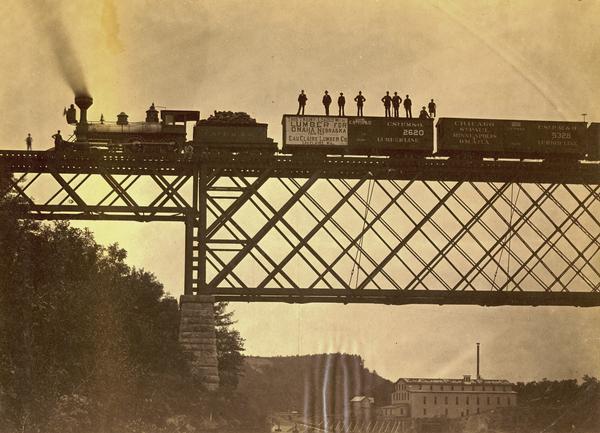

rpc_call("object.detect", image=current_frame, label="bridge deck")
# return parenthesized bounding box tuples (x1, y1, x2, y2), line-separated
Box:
(1, 150, 598, 183)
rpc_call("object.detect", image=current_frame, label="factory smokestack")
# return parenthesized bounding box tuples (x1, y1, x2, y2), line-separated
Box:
(476, 342, 481, 380)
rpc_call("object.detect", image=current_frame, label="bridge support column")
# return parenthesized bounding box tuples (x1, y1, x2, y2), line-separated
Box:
(179, 295, 219, 390)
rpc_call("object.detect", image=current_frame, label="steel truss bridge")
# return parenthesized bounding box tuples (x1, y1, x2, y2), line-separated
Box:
(1, 150, 599, 307)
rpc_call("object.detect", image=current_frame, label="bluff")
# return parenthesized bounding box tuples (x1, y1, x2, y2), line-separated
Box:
(237, 353, 393, 420)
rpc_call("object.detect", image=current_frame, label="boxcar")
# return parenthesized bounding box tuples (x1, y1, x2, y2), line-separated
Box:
(586, 123, 600, 161)
(282, 115, 433, 155)
(436, 118, 587, 159)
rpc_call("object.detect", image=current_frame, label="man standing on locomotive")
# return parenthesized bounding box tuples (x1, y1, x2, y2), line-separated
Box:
(297, 90, 308, 115)
(322, 90, 332, 116)
(52, 130, 63, 149)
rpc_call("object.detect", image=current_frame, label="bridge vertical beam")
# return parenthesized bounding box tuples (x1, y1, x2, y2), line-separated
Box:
(183, 170, 199, 296)
(179, 167, 219, 389)
(197, 165, 208, 294)
(184, 213, 194, 296)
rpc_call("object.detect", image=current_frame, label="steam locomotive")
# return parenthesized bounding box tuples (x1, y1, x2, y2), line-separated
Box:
(61, 96, 599, 161)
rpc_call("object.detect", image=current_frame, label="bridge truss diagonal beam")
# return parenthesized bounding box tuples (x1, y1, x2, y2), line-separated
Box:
(197, 166, 600, 306)
(3, 169, 193, 221)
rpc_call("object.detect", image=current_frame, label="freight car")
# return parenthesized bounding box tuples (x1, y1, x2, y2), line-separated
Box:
(435, 118, 588, 160)
(587, 123, 600, 161)
(281, 115, 433, 156)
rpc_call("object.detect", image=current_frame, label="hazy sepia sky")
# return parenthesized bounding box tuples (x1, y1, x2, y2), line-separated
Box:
(1, 0, 599, 382)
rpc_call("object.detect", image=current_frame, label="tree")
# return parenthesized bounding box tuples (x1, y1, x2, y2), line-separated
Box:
(0, 174, 251, 431)
(214, 302, 245, 390)
(0, 212, 195, 431)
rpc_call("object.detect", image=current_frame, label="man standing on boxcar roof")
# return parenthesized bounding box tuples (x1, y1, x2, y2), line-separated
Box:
(392, 92, 402, 118)
(428, 98, 437, 117)
(297, 90, 308, 115)
(419, 106, 430, 119)
(381, 91, 392, 117)
(354, 91, 366, 117)
(322, 90, 332, 116)
(404, 94, 412, 118)
(338, 92, 346, 116)
(25, 133, 32, 151)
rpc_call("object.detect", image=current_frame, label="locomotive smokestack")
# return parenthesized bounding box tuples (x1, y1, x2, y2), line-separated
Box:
(74, 95, 93, 125)
(476, 342, 480, 380)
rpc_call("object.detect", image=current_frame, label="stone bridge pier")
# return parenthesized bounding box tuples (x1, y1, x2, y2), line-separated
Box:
(178, 295, 219, 390)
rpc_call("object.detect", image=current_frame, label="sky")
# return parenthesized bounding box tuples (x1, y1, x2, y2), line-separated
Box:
(1, 0, 600, 383)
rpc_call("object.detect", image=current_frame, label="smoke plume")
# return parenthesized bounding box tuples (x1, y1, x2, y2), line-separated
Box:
(30, 1, 90, 97)
(101, 0, 124, 54)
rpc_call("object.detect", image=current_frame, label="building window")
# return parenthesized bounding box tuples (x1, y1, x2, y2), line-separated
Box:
(434, 397, 437, 405)
(445, 396, 448, 405)
(462, 386, 465, 391)
(400, 408, 404, 415)
(466, 397, 470, 405)
(423, 408, 427, 416)
(419, 385, 422, 390)
(456, 396, 459, 405)
(477, 397, 480, 405)
(451, 385, 454, 390)
(430, 385, 433, 391)
(423, 397, 427, 404)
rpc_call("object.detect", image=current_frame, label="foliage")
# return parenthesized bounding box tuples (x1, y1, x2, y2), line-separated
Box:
(0, 183, 247, 432)
(214, 302, 245, 390)
(483, 377, 600, 433)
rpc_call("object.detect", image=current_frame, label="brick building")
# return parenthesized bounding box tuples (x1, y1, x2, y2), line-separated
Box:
(382, 375, 516, 419)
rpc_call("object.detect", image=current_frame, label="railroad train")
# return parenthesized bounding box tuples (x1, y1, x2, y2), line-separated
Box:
(60, 96, 600, 161)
